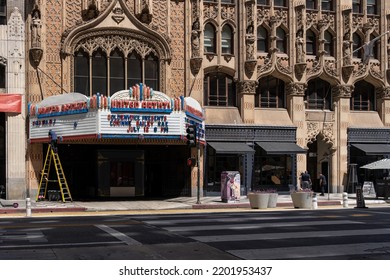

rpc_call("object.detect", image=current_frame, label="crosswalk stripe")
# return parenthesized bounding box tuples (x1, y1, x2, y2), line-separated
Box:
(190, 228, 390, 242)
(160, 220, 363, 232)
(144, 215, 321, 226)
(95, 224, 142, 246)
(227, 242, 390, 259)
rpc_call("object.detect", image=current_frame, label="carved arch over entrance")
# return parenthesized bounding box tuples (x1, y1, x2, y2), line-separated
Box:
(306, 121, 335, 149)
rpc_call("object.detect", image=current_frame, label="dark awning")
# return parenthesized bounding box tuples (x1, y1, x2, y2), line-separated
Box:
(208, 142, 255, 154)
(352, 143, 390, 155)
(256, 141, 306, 154)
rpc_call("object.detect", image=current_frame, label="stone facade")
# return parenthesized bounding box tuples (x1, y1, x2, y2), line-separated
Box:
(16, 0, 390, 199)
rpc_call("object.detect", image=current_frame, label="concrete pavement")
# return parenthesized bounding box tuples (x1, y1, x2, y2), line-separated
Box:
(1, 192, 388, 216)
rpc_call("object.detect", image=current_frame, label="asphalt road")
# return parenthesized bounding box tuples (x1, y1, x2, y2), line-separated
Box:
(1, 207, 390, 260)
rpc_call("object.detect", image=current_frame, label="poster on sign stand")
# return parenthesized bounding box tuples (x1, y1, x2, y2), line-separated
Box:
(221, 171, 240, 203)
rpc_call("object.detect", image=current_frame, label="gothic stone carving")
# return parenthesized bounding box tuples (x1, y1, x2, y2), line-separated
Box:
(238, 80, 258, 95)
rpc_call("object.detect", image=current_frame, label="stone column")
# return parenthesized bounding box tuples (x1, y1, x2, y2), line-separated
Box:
(238, 80, 257, 124)
(6, 7, 26, 199)
(377, 87, 390, 126)
(332, 85, 353, 193)
(286, 82, 306, 187)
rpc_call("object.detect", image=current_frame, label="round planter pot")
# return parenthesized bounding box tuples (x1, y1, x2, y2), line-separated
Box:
(291, 192, 312, 209)
(267, 193, 278, 208)
(248, 193, 270, 209)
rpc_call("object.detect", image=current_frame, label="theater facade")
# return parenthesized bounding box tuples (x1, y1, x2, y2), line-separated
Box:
(12, 0, 390, 201)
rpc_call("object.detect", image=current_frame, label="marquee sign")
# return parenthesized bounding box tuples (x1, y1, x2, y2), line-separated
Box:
(29, 84, 205, 144)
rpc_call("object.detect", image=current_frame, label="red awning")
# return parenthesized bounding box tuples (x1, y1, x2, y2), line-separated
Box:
(0, 94, 22, 113)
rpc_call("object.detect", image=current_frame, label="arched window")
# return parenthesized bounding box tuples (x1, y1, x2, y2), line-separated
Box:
(353, 33, 363, 58)
(74, 40, 160, 96)
(145, 53, 159, 91)
(74, 50, 90, 96)
(204, 23, 216, 54)
(324, 30, 334, 57)
(127, 52, 142, 88)
(351, 80, 375, 111)
(92, 49, 107, 95)
(257, 26, 268, 53)
(305, 78, 332, 110)
(204, 73, 236, 107)
(306, 29, 317, 56)
(221, 25, 233, 54)
(110, 48, 125, 94)
(276, 27, 286, 53)
(255, 76, 285, 108)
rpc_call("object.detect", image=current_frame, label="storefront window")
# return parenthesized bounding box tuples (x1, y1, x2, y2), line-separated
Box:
(253, 154, 291, 191)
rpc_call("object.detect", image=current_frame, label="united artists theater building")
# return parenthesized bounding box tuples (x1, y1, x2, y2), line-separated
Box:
(19, 0, 390, 201)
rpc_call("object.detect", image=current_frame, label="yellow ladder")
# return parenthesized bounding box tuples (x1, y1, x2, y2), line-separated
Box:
(36, 145, 72, 202)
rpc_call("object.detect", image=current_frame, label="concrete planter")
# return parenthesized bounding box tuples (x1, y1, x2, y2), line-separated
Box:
(291, 192, 312, 209)
(248, 193, 270, 209)
(267, 193, 278, 208)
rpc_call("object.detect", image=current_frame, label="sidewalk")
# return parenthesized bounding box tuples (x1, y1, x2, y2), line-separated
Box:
(1, 192, 388, 216)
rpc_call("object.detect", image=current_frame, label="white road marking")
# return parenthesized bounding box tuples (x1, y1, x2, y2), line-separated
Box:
(191, 228, 390, 242)
(95, 224, 142, 246)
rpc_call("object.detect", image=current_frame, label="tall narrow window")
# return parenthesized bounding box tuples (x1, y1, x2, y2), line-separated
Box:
(127, 52, 142, 88)
(110, 49, 125, 95)
(274, 0, 287, 7)
(74, 50, 90, 96)
(0, 0, 6, 25)
(255, 76, 285, 108)
(221, 25, 233, 54)
(204, 23, 216, 54)
(324, 30, 334, 56)
(305, 79, 332, 110)
(92, 49, 107, 95)
(276, 28, 286, 53)
(204, 73, 235, 107)
(306, 30, 317, 55)
(306, 0, 316, 10)
(145, 54, 159, 90)
(352, 0, 362, 14)
(352, 33, 362, 58)
(321, 0, 333, 11)
(257, 0, 269, 5)
(367, 0, 377, 15)
(351, 80, 375, 111)
(257, 26, 269, 53)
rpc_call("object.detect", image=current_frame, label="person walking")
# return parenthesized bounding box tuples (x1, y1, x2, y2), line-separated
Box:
(319, 173, 327, 196)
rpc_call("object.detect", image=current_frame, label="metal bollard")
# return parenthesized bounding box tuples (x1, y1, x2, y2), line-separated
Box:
(26, 197, 31, 217)
(342, 192, 348, 208)
(312, 193, 318, 209)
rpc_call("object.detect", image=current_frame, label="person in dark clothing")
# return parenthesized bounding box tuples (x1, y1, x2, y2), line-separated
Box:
(319, 173, 327, 196)
(301, 171, 312, 189)
(48, 129, 58, 153)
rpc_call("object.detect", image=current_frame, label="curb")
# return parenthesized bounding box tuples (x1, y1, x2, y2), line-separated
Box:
(0, 207, 87, 214)
(192, 201, 341, 209)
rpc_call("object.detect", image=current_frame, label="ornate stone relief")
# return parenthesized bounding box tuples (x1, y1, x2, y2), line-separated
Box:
(332, 84, 354, 99)
(378, 87, 390, 100)
(245, 1, 256, 78)
(203, 2, 218, 21)
(306, 10, 318, 29)
(306, 121, 335, 148)
(237, 80, 258, 95)
(221, 4, 235, 21)
(30, 5, 43, 68)
(190, 0, 202, 75)
(256, 6, 270, 26)
(352, 14, 364, 31)
(82, 1, 100, 21)
(286, 82, 306, 96)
